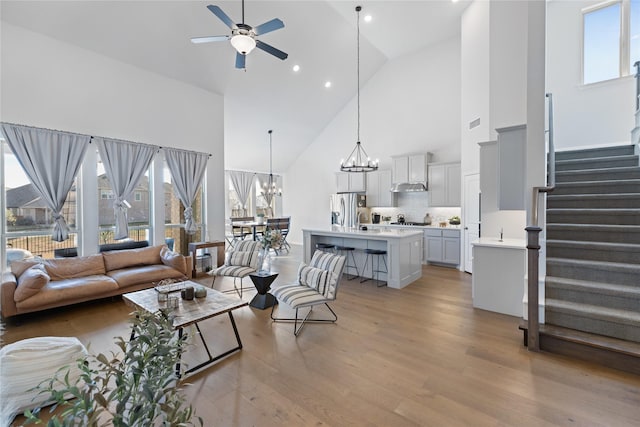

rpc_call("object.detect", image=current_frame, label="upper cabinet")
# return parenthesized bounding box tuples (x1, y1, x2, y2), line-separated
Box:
(336, 172, 366, 193)
(428, 162, 461, 207)
(366, 169, 397, 207)
(391, 153, 432, 184)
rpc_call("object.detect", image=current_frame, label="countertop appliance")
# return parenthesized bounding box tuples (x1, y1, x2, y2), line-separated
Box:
(397, 214, 405, 224)
(372, 213, 381, 224)
(330, 193, 358, 228)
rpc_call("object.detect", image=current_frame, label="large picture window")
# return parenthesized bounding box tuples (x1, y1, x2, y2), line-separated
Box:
(2, 141, 78, 262)
(583, 0, 640, 84)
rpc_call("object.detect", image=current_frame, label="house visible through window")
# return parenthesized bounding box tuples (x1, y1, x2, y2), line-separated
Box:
(583, 0, 640, 84)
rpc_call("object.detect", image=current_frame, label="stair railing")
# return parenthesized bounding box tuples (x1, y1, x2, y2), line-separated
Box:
(525, 93, 556, 351)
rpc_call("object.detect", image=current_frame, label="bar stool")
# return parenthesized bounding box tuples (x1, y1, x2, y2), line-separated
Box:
(360, 248, 388, 287)
(316, 243, 335, 253)
(334, 245, 359, 280)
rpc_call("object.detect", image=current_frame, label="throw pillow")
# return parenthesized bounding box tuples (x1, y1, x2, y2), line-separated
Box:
(160, 246, 187, 275)
(14, 264, 50, 302)
(297, 263, 337, 297)
(10, 259, 40, 278)
(225, 250, 255, 267)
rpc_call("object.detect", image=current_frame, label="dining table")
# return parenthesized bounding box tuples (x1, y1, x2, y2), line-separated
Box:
(231, 220, 265, 241)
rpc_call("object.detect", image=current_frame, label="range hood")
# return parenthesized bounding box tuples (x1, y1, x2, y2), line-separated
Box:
(390, 182, 427, 192)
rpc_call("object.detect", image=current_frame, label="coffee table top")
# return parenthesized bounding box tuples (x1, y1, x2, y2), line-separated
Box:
(123, 280, 247, 329)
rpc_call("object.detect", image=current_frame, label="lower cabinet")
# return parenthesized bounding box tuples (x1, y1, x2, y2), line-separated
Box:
(425, 229, 460, 266)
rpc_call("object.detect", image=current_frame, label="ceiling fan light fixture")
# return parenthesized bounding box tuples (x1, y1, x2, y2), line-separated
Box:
(230, 34, 256, 55)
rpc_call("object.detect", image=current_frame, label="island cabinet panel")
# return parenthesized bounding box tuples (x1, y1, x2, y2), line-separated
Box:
(303, 227, 423, 289)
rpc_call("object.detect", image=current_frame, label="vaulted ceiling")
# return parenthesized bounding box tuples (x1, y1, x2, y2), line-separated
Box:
(1, 0, 470, 174)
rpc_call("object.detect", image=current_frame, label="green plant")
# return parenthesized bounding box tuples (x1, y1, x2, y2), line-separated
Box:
(255, 213, 265, 217)
(24, 310, 202, 427)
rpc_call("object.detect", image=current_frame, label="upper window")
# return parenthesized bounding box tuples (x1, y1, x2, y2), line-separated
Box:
(583, 0, 640, 84)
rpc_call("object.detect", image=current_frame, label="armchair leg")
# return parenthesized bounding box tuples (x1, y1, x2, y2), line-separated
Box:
(271, 303, 338, 336)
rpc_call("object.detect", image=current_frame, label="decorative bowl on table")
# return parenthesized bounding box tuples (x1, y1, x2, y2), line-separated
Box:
(448, 216, 461, 225)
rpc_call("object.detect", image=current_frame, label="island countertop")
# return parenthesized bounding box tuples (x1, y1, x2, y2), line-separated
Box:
(302, 226, 424, 239)
(302, 227, 423, 289)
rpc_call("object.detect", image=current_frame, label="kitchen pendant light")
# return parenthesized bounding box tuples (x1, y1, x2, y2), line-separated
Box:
(340, 5, 378, 173)
(261, 129, 281, 209)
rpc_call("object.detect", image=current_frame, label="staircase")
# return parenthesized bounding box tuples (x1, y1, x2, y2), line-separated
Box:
(542, 145, 640, 368)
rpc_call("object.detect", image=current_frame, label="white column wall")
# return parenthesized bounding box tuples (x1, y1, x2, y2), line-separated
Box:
(1, 23, 225, 251)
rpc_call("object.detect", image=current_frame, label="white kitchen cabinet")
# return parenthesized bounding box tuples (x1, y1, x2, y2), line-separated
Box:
(391, 153, 431, 184)
(336, 172, 366, 193)
(428, 162, 461, 207)
(425, 228, 460, 266)
(366, 170, 397, 207)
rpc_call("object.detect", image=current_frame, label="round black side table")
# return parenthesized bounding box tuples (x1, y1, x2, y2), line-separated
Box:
(249, 272, 278, 309)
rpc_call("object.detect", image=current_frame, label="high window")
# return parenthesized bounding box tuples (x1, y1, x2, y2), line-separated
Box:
(583, 0, 640, 84)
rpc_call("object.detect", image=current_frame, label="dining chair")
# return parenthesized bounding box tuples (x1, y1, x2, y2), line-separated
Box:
(229, 216, 253, 245)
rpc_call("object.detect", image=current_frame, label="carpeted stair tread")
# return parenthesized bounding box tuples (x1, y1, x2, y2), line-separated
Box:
(547, 208, 640, 215)
(547, 256, 640, 272)
(555, 155, 639, 171)
(546, 276, 640, 298)
(556, 166, 640, 182)
(554, 145, 635, 160)
(546, 299, 640, 327)
(547, 239, 640, 251)
(548, 193, 640, 201)
(547, 223, 640, 232)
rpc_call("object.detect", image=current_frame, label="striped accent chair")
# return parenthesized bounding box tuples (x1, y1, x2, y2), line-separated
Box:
(270, 250, 346, 336)
(208, 240, 261, 298)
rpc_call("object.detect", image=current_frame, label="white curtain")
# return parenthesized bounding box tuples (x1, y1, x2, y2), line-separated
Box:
(229, 171, 255, 216)
(1, 123, 89, 242)
(94, 137, 157, 240)
(164, 148, 208, 234)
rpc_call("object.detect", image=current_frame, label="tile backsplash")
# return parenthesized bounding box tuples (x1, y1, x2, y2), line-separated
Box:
(363, 192, 461, 224)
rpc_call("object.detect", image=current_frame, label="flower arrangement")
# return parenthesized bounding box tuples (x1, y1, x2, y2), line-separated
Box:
(261, 228, 284, 250)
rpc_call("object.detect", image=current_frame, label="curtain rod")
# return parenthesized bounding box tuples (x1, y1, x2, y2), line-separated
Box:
(1, 121, 212, 157)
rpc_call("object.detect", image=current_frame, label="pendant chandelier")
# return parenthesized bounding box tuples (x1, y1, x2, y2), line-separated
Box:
(261, 129, 281, 208)
(340, 5, 378, 173)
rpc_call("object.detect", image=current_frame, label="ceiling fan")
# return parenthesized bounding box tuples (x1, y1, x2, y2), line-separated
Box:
(191, 1, 288, 69)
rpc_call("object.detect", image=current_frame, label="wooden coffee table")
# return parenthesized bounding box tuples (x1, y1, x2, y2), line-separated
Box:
(123, 281, 248, 377)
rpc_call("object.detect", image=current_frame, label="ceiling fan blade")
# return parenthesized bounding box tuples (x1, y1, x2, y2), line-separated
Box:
(255, 40, 288, 60)
(190, 35, 230, 44)
(235, 52, 246, 69)
(253, 18, 284, 36)
(206, 5, 236, 29)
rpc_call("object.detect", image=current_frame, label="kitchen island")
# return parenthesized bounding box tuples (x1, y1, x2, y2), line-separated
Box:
(303, 227, 423, 289)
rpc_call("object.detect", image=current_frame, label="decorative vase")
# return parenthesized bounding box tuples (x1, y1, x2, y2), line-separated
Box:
(258, 247, 271, 274)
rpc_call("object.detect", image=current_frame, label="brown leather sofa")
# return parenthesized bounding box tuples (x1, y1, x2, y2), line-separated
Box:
(1, 244, 192, 319)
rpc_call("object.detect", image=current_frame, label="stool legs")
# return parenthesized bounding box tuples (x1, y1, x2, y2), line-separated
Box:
(360, 253, 387, 287)
(341, 250, 359, 280)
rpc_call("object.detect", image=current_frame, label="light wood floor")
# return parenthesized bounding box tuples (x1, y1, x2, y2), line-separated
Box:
(3, 245, 640, 426)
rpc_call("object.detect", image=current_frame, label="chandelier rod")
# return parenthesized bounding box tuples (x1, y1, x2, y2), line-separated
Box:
(357, 5, 361, 143)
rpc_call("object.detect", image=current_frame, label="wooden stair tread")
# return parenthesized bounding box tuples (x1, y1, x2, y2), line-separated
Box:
(519, 321, 640, 358)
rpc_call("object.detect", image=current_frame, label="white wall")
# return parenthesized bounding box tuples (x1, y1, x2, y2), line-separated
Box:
(1, 23, 225, 251)
(547, 0, 634, 150)
(285, 37, 461, 244)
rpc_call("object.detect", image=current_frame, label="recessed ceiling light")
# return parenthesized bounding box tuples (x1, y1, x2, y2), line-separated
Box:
(452, 0, 459, 3)
(364, 14, 372, 22)
(292, 64, 300, 72)
(324, 81, 332, 88)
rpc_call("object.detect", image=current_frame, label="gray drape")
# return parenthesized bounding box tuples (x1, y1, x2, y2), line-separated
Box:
(1, 123, 89, 242)
(229, 171, 255, 215)
(94, 137, 157, 240)
(164, 148, 208, 234)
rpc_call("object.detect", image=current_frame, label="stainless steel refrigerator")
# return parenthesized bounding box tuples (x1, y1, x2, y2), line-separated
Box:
(330, 193, 358, 228)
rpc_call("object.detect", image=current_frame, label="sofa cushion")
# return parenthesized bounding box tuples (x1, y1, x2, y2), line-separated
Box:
(102, 245, 163, 272)
(42, 254, 106, 281)
(15, 275, 119, 310)
(225, 250, 257, 268)
(15, 264, 50, 302)
(160, 246, 187, 275)
(11, 259, 40, 278)
(108, 265, 186, 288)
